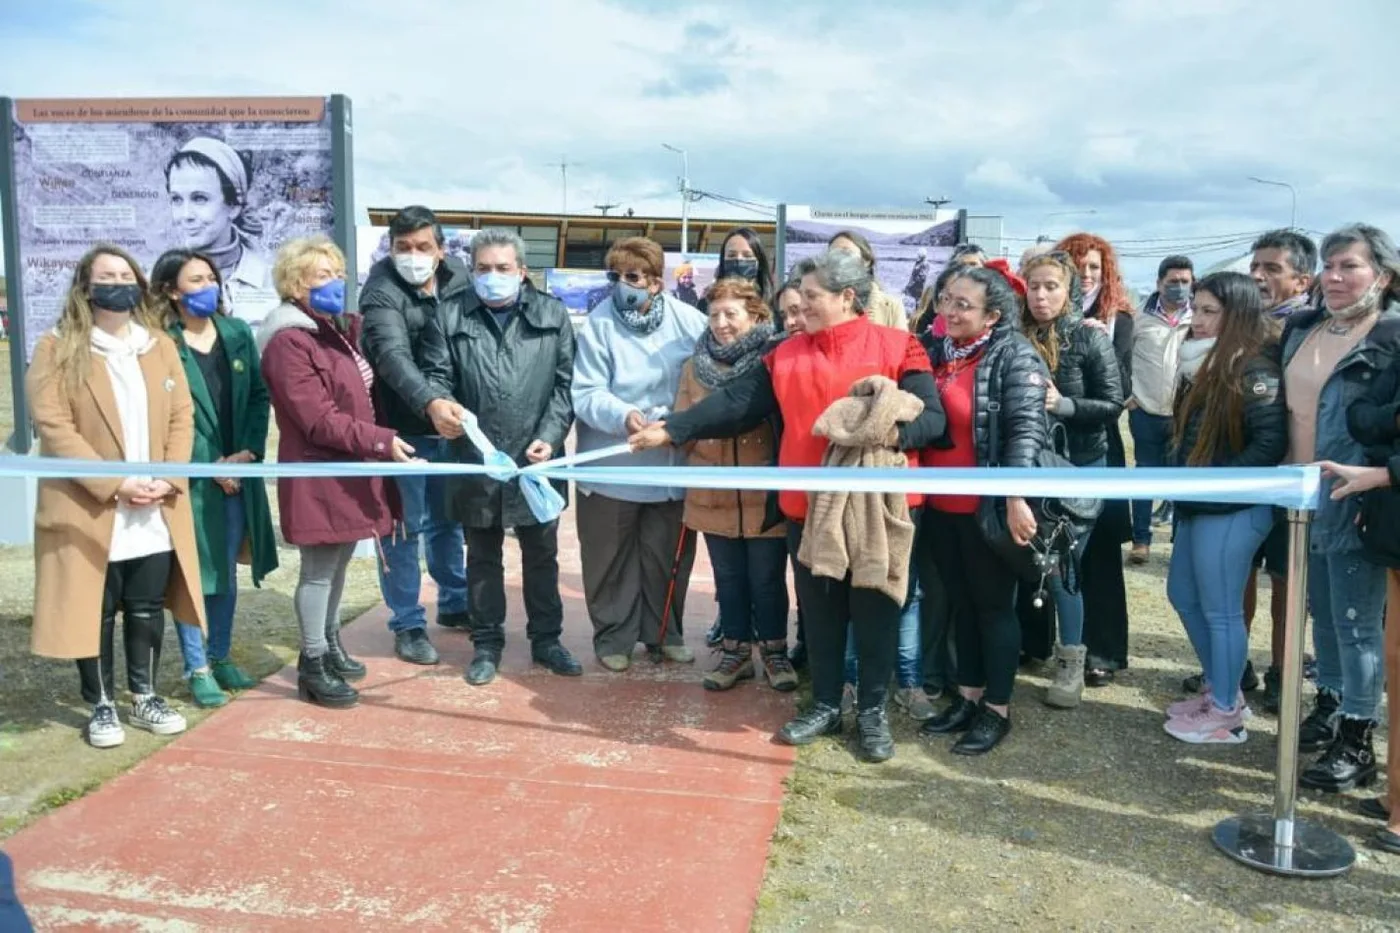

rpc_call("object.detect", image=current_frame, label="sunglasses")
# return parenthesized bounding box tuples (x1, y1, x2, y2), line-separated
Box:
(606, 270, 649, 286)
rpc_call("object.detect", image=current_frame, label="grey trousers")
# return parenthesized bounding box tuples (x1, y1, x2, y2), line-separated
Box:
(295, 542, 357, 658)
(576, 493, 695, 657)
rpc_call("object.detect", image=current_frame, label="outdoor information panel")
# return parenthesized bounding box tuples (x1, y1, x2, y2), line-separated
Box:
(0, 94, 356, 452)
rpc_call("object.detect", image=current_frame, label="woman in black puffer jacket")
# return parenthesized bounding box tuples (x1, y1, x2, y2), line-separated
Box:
(1019, 251, 1124, 709)
(916, 264, 1049, 756)
(1163, 272, 1287, 746)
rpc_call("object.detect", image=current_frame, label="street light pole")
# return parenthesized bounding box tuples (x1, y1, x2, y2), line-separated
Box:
(663, 144, 690, 254)
(1037, 208, 1097, 239)
(1248, 176, 1298, 229)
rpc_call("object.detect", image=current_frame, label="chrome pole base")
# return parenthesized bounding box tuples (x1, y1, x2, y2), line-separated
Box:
(1213, 814, 1355, 878)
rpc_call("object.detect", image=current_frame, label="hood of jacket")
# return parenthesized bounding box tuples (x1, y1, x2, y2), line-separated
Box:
(255, 301, 319, 357)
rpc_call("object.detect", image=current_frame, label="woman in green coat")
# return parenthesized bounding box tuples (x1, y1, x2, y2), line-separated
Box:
(151, 249, 279, 707)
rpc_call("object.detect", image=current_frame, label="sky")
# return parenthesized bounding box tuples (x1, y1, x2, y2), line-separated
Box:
(1, 0, 1396, 288)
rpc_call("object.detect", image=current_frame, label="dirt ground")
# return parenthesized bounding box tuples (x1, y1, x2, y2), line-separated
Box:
(0, 344, 1395, 930)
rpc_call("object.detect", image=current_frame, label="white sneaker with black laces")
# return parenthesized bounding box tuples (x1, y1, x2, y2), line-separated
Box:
(86, 702, 125, 748)
(130, 694, 187, 736)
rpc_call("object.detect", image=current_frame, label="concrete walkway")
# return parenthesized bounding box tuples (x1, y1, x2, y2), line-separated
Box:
(6, 532, 796, 931)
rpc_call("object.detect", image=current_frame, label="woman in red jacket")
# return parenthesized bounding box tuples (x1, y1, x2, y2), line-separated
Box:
(258, 236, 415, 708)
(631, 248, 947, 763)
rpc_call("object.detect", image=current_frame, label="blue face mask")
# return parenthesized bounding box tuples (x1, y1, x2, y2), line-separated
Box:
(308, 278, 346, 315)
(179, 285, 221, 318)
(614, 280, 652, 312)
(474, 271, 521, 306)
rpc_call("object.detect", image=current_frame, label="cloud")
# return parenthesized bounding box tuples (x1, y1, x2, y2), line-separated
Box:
(964, 160, 1057, 204)
(0, 0, 1396, 285)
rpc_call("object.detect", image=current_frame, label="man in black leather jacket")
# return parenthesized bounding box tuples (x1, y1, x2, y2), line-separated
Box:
(359, 206, 473, 666)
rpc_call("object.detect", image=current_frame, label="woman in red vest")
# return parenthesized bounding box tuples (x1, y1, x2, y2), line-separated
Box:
(630, 248, 946, 763)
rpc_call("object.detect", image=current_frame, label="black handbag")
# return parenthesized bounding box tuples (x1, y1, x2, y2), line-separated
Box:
(1357, 485, 1400, 569)
(975, 356, 1103, 600)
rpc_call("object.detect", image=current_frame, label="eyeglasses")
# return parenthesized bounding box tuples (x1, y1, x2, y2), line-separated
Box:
(606, 270, 649, 286)
(936, 293, 985, 314)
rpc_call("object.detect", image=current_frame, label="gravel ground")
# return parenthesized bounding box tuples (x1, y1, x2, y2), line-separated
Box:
(0, 344, 1395, 929)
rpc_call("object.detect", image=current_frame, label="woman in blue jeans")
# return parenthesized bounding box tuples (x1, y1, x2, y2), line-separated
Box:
(1019, 252, 1123, 709)
(152, 249, 279, 708)
(1283, 224, 1400, 790)
(1164, 272, 1287, 744)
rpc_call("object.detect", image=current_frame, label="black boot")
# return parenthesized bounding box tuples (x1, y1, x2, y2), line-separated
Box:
(776, 704, 842, 746)
(1299, 716, 1378, 793)
(920, 694, 978, 736)
(1297, 689, 1340, 753)
(1261, 666, 1282, 715)
(951, 704, 1011, 756)
(326, 628, 367, 682)
(297, 652, 359, 709)
(855, 707, 895, 763)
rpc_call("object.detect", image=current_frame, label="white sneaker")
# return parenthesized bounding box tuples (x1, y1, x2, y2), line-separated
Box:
(130, 694, 187, 736)
(86, 703, 125, 748)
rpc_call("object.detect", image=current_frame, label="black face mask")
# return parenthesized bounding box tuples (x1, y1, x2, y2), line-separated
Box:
(723, 258, 759, 281)
(90, 283, 143, 313)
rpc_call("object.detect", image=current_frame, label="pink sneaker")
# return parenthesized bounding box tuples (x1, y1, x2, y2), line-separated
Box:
(1164, 702, 1247, 745)
(1167, 687, 1210, 719)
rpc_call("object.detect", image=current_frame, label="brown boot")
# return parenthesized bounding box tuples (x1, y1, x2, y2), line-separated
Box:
(759, 640, 799, 692)
(703, 641, 755, 691)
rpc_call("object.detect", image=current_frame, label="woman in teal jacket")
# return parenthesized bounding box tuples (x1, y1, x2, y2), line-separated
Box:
(151, 248, 279, 707)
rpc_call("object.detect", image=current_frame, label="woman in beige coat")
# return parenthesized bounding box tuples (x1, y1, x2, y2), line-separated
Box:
(672, 278, 794, 693)
(28, 244, 205, 749)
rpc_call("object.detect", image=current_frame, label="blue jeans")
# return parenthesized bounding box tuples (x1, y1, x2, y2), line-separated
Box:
(704, 534, 789, 642)
(1308, 549, 1387, 720)
(1168, 506, 1273, 710)
(377, 435, 469, 633)
(845, 558, 922, 688)
(1129, 409, 1173, 546)
(176, 493, 245, 676)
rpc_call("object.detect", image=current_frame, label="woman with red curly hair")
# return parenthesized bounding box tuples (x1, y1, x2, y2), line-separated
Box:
(1053, 233, 1135, 686)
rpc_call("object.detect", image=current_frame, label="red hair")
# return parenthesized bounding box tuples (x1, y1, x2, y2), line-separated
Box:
(1054, 232, 1134, 322)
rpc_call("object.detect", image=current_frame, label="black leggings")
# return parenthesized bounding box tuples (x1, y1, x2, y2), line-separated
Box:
(921, 509, 1021, 706)
(76, 552, 172, 705)
(787, 524, 902, 711)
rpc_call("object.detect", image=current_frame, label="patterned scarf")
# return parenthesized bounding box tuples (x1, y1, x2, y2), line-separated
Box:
(1267, 293, 1311, 320)
(941, 328, 992, 363)
(612, 289, 667, 335)
(692, 321, 776, 390)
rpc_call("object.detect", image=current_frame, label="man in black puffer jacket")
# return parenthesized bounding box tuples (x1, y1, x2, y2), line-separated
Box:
(359, 206, 475, 666)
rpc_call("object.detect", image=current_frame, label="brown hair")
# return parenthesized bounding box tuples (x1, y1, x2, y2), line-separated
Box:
(605, 237, 665, 280)
(1020, 252, 1080, 374)
(52, 244, 160, 393)
(1055, 232, 1134, 323)
(705, 277, 772, 323)
(1172, 272, 1271, 466)
(828, 229, 876, 271)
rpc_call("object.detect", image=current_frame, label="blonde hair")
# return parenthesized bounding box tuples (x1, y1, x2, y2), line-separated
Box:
(53, 244, 160, 393)
(273, 234, 346, 302)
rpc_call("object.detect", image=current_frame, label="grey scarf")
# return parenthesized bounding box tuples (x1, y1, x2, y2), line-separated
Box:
(612, 290, 667, 335)
(692, 321, 776, 390)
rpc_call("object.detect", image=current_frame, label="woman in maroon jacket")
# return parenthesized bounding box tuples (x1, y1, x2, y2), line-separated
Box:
(258, 236, 415, 708)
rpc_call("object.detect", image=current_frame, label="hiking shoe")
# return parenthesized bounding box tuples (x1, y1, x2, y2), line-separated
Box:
(130, 695, 187, 736)
(85, 703, 125, 749)
(759, 641, 799, 692)
(1165, 702, 1247, 745)
(894, 686, 936, 721)
(187, 670, 229, 709)
(210, 658, 257, 691)
(598, 654, 631, 672)
(704, 618, 724, 648)
(703, 641, 755, 691)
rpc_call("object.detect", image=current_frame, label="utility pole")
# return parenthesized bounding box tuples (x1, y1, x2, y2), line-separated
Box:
(663, 144, 690, 254)
(594, 202, 620, 216)
(1248, 176, 1298, 229)
(545, 155, 577, 215)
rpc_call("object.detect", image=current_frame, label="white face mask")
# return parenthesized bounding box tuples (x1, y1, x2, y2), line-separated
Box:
(393, 252, 437, 287)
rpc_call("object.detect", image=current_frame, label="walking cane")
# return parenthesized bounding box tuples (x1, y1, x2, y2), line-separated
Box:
(651, 524, 693, 662)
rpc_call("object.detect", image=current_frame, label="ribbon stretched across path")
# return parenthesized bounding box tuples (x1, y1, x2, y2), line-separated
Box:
(0, 446, 1322, 511)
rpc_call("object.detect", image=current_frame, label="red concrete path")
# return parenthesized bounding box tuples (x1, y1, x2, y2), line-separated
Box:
(5, 533, 798, 931)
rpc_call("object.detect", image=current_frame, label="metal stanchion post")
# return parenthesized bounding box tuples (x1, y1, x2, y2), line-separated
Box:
(1213, 509, 1354, 876)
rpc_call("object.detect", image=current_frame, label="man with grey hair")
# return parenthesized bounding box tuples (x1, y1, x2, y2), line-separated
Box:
(360, 205, 473, 668)
(421, 228, 583, 686)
